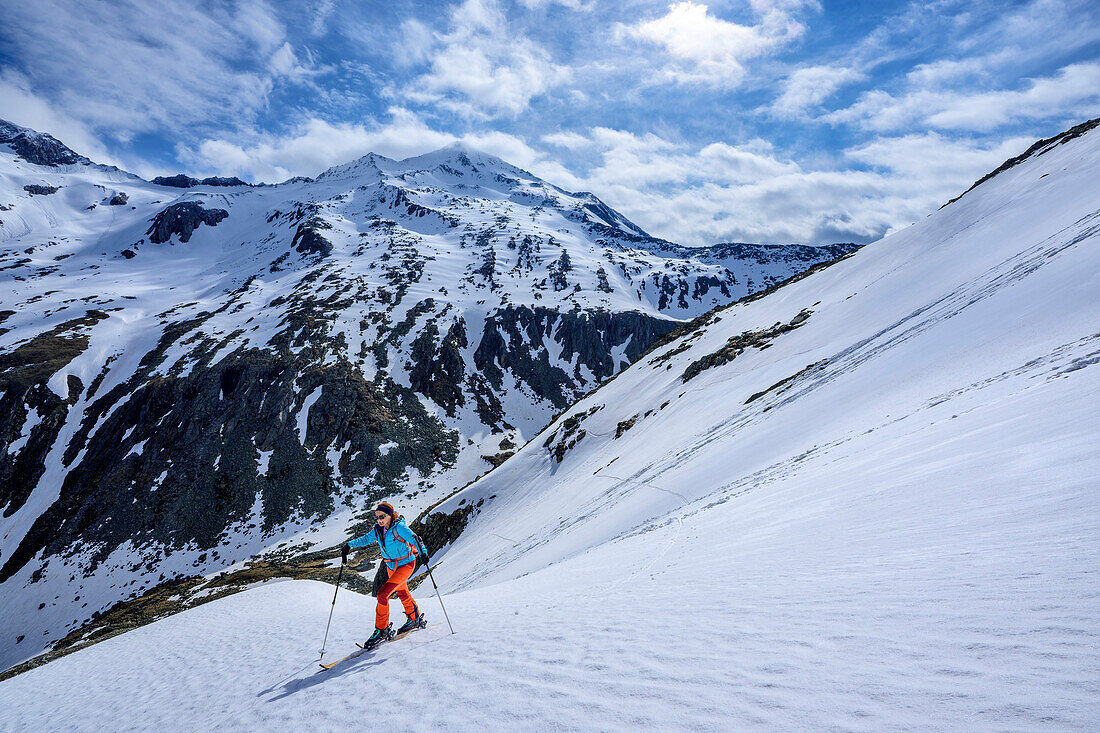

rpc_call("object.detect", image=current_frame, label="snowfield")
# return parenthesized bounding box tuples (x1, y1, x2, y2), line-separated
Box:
(2, 124, 1099, 730)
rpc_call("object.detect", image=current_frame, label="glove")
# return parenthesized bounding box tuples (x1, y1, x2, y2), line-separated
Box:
(340, 543, 350, 565)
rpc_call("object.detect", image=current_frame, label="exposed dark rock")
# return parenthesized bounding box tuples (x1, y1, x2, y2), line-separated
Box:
(596, 266, 613, 293)
(411, 496, 486, 561)
(514, 234, 538, 271)
(481, 451, 514, 467)
(0, 312, 109, 519)
(291, 216, 333, 257)
(475, 247, 496, 284)
(407, 319, 468, 416)
(745, 359, 828, 406)
(151, 175, 199, 188)
(0, 311, 108, 395)
(108, 192, 128, 206)
(614, 415, 637, 438)
(146, 202, 229, 244)
(121, 249, 137, 259)
(549, 251, 571, 291)
(153, 175, 249, 188)
(474, 305, 679, 408)
(0, 119, 87, 167)
(543, 405, 601, 462)
(23, 184, 59, 196)
(701, 242, 860, 265)
(0, 340, 459, 584)
(200, 176, 249, 187)
(681, 308, 813, 382)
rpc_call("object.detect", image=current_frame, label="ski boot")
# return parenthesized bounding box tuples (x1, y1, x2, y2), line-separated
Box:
(363, 623, 393, 650)
(397, 611, 426, 635)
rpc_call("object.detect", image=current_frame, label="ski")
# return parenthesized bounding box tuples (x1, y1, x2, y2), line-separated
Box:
(318, 647, 370, 670)
(317, 622, 439, 671)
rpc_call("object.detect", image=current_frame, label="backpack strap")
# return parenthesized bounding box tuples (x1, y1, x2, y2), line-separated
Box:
(386, 529, 420, 565)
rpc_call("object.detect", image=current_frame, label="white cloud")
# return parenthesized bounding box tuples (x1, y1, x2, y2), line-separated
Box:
(183, 108, 574, 185)
(523, 124, 1040, 245)
(268, 43, 320, 82)
(772, 65, 864, 117)
(621, 1, 814, 88)
(541, 131, 594, 149)
(904, 56, 995, 87)
(827, 62, 1100, 132)
(403, 0, 572, 116)
(393, 19, 435, 67)
(0, 0, 310, 141)
(232, 0, 286, 54)
(310, 0, 336, 36)
(926, 62, 1100, 130)
(517, 0, 591, 9)
(846, 131, 1031, 196)
(185, 109, 452, 181)
(0, 70, 120, 167)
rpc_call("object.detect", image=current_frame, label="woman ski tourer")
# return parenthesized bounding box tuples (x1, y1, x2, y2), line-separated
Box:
(341, 501, 428, 649)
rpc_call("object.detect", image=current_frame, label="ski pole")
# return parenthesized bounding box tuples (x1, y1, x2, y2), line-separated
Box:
(424, 564, 455, 635)
(319, 563, 344, 659)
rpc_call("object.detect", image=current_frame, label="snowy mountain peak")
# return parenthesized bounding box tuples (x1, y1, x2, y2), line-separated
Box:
(0, 118, 90, 168)
(314, 143, 513, 179)
(308, 143, 661, 240)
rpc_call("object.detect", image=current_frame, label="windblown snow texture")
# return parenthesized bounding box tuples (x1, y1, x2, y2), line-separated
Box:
(0, 121, 1096, 729)
(0, 121, 853, 670)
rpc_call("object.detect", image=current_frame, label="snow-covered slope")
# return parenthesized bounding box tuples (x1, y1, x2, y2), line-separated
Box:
(0, 120, 854, 670)
(1, 122, 1096, 728)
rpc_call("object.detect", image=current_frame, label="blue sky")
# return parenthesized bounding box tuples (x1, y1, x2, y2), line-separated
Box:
(1, 0, 1098, 245)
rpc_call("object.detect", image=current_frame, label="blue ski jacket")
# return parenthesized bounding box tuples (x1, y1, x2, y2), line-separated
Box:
(348, 517, 422, 571)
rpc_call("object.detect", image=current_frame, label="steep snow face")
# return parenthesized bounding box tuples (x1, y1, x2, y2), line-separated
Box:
(0, 121, 1096, 730)
(0, 122, 853, 670)
(408, 124, 1099, 723)
(430, 120, 1100, 585)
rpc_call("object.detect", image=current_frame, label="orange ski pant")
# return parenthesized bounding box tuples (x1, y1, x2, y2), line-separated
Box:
(376, 561, 418, 629)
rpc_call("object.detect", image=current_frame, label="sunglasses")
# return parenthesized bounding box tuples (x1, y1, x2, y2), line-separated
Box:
(375, 513, 388, 520)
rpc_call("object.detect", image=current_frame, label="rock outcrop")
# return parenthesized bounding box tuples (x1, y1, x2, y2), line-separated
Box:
(145, 202, 229, 243)
(0, 119, 88, 167)
(151, 174, 250, 188)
